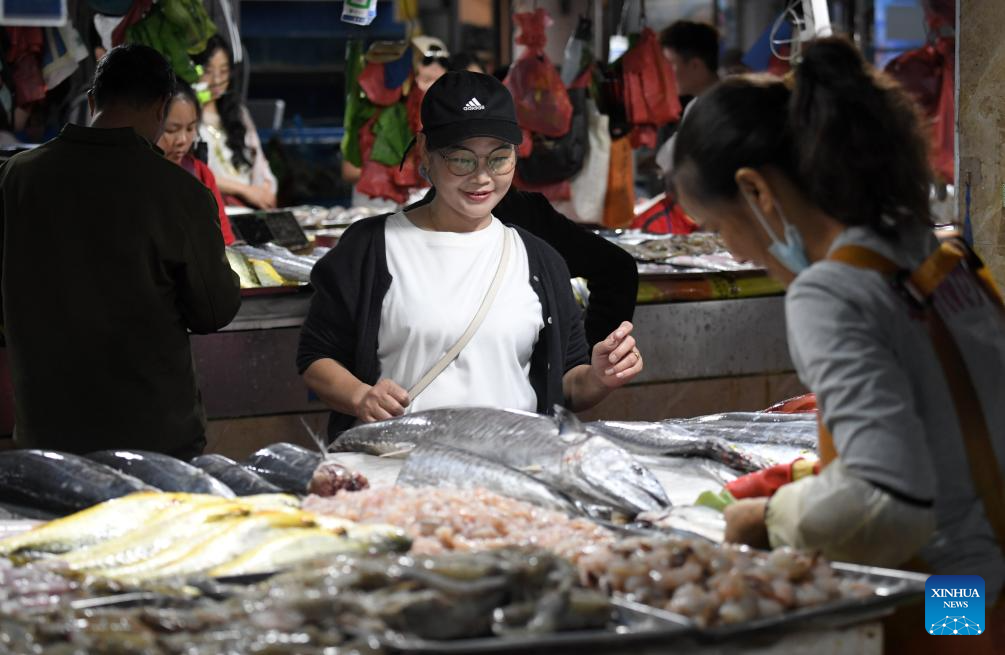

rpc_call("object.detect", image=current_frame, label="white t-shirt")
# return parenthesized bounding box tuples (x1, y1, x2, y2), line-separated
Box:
(378, 212, 543, 413)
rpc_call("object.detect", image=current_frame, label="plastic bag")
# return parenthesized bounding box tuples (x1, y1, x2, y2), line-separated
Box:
(621, 28, 681, 128)
(884, 38, 954, 183)
(503, 9, 572, 138)
(341, 40, 376, 168)
(630, 192, 698, 234)
(516, 88, 588, 185)
(358, 61, 404, 107)
(566, 98, 610, 224)
(602, 136, 635, 228)
(369, 103, 412, 167)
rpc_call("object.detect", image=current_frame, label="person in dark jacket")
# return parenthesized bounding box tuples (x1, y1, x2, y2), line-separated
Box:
(409, 187, 639, 346)
(0, 45, 241, 458)
(298, 71, 643, 440)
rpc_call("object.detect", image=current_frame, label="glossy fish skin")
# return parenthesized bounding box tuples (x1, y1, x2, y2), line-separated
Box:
(57, 500, 254, 572)
(208, 529, 370, 578)
(0, 450, 154, 514)
(87, 450, 235, 497)
(587, 413, 819, 472)
(107, 511, 317, 583)
(189, 454, 282, 496)
(397, 443, 578, 514)
(336, 406, 670, 515)
(0, 502, 57, 521)
(243, 443, 322, 494)
(0, 492, 182, 558)
(560, 435, 671, 514)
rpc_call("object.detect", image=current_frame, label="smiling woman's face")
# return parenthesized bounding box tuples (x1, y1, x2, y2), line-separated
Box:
(200, 48, 231, 101)
(424, 136, 516, 223)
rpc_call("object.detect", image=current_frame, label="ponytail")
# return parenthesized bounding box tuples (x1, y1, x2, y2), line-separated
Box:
(790, 37, 932, 234)
(673, 36, 934, 235)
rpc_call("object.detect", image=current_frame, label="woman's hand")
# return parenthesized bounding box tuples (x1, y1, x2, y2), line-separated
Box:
(242, 184, 277, 209)
(724, 498, 771, 549)
(590, 321, 643, 389)
(563, 322, 643, 412)
(353, 378, 410, 422)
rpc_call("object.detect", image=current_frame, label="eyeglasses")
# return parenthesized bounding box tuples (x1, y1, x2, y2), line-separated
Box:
(438, 148, 516, 176)
(420, 46, 450, 68)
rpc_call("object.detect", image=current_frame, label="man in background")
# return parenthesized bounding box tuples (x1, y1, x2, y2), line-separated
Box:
(655, 20, 721, 175)
(0, 44, 240, 458)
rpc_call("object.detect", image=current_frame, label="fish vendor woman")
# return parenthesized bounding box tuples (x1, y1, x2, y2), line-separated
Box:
(670, 37, 1005, 650)
(297, 71, 644, 440)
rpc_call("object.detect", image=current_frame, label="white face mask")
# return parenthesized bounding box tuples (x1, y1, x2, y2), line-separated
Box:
(743, 192, 810, 275)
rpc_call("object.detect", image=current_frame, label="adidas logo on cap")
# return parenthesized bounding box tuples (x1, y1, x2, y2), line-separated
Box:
(462, 97, 486, 111)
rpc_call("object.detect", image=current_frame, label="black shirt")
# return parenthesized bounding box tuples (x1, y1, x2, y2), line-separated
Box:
(296, 215, 590, 441)
(410, 188, 638, 346)
(1, 125, 241, 456)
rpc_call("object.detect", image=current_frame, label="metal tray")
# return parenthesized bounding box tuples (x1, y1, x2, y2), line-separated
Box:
(380, 601, 695, 654)
(611, 561, 927, 644)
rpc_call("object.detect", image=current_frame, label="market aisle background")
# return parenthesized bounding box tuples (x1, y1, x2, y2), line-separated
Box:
(959, 0, 1005, 289)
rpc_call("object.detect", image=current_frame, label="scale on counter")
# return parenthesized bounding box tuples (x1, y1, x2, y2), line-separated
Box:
(229, 210, 309, 249)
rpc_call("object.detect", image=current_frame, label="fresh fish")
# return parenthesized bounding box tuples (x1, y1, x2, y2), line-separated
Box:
(312, 516, 411, 550)
(586, 414, 818, 473)
(0, 450, 155, 514)
(320, 452, 403, 489)
(106, 511, 317, 583)
(243, 443, 322, 494)
(87, 450, 235, 497)
(397, 443, 578, 514)
(189, 454, 282, 496)
(53, 494, 299, 571)
(0, 502, 58, 521)
(58, 500, 255, 572)
(634, 456, 741, 507)
(633, 505, 727, 543)
(208, 529, 371, 578)
(334, 406, 670, 515)
(0, 492, 182, 558)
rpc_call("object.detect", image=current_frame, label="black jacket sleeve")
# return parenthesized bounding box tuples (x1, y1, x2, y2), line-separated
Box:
(495, 189, 638, 346)
(175, 184, 241, 334)
(296, 230, 361, 375)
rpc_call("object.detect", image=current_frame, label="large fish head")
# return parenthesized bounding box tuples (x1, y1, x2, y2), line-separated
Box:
(561, 436, 671, 514)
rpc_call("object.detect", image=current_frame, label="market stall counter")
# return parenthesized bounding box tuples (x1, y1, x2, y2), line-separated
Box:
(186, 268, 793, 424)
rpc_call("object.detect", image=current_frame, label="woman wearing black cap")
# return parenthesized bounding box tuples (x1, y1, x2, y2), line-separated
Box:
(298, 71, 643, 439)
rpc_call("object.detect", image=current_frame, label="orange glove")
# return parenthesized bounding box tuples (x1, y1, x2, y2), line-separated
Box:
(725, 458, 821, 499)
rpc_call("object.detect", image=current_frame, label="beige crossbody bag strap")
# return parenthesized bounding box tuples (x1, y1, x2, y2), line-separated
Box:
(407, 228, 512, 401)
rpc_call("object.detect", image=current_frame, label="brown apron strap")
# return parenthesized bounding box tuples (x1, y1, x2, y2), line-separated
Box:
(828, 241, 1005, 561)
(829, 244, 900, 275)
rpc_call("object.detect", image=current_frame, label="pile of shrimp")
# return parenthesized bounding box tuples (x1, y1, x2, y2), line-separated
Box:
(303, 486, 614, 563)
(578, 537, 875, 627)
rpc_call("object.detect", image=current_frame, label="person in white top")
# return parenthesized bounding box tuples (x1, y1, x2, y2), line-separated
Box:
(193, 35, 278, 210)
(299, 72, 644, 432)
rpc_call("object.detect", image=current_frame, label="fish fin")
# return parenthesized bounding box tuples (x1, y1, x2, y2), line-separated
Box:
(300, 417, 329, 455)
(553, 405, 586, 442)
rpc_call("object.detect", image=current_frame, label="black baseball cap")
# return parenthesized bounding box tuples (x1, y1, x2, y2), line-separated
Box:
(420, 71, 522, 150)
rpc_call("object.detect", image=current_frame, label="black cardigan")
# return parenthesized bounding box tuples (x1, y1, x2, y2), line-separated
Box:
(297, 215, 591, 441)
(411, 188, 639, 345)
